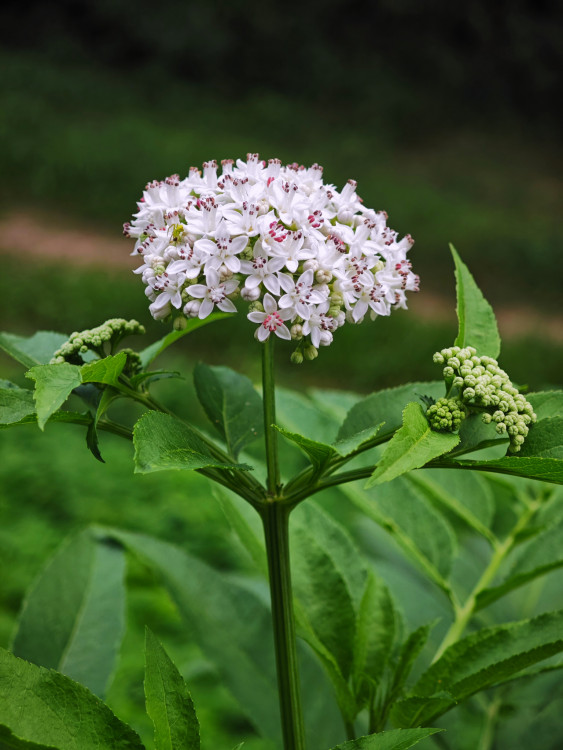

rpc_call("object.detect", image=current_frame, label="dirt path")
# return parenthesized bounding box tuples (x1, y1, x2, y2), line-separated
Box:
(1, 212, 561, 342)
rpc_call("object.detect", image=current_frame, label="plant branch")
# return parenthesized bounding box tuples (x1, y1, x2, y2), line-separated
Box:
(262, 337, 281, 496)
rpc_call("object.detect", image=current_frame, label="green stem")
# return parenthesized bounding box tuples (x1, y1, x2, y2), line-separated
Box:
(432, 499, 540, 661)
(261, 503, 306, 750)
(344, 719, 355, 741)
(477, 692, 503, 750)
(262, 337, 280, 496)
(285, 466, 376, 507)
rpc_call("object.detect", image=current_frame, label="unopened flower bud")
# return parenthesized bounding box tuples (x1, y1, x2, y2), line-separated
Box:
(173, 315, 188, 330)
(304, 345, 318, 360)
(290, 350, 304, 364)
(248, 301, 264, 313)
(241, 286, 260, 302)
(290, 324, 303, 340)
(183, 300, 201, 317)
(315, 269, 332, 284)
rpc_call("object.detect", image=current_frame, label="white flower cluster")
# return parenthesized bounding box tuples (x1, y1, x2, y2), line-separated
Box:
(432, 345, 537, 451)
(124, 154, 419, 358)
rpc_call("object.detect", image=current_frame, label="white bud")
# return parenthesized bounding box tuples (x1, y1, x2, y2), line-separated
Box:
(319, 330, 333, 346)
(183, 300, 201, 317)
(241, 286, 260, 302)
(303, 259, 319, 272)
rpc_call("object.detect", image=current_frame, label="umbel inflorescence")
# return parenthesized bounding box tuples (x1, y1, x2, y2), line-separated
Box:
(123, 154, 419, 360)
(429, 345, 537, 452)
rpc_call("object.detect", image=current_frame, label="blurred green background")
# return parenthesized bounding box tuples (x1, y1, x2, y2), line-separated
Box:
(0, 2, 562, 748)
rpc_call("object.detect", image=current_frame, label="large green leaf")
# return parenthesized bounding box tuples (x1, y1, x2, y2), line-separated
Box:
(139, 314, 229, 367)
(275, 426, 337, 472)
(276, 387, 342, 442)
(475, 518, 563, 609)
(518, 417, 563, 459)
(0, 384, 35, 424)
(337, 382, 444, 446)
(0, 331, 68, 369)
(133, 411, 251, 473)
(144, 628, 199, 750)
(329, 727, 443, 750)
(353, 572, 398, 704)
(409, 470, 496, 544)
(432, 456, 563, 485)
(451, 245, 500, 359)
(26, 363, 82, 429)
(214, 488, 268, 575)
(193, 363, 263, 458)
(528, 391, 563, 420)
(81, 352, 127, 386)
(397, 610, 563, 725)
(291, 503, 367, 679)
(0, 648, 144, 749)
(390, 624, 435, 701)
(0, 724, 58, 749)
(342, 479, 456, 595)
(367, 403, 460, 487)
(12, 529, 125, 699)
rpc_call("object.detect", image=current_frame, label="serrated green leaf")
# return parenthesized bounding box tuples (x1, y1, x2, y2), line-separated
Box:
(139, 314, 229, 367)
(518, 417, 563, 459)
(0, 331, 68, 368)
(144, 628, 200, 750)
(0, 648, 144, 749)
(333, 423, 385, 457)
(276, 387, 342, 442)
(12, 530, 125, 699)
(528, 391, 563, 420)
(0, 724, 59, 749)
(193, 363, 263, 458)
(409, 470, 497, 545)
(133, 411, 251, 473)
(367, 403, 460, 487)
(275, 426, 337, 471)
(0, 410, 93, 430)
(451, 244, 500, 358)
(454, 412, 506, 457)
(405, 610, 563, 724)
(432, 456, 563, 485)
(353, 572, 397, 704)
(390, 623, 435, 701)
(342, 480, 455, 595)
(26, 363, 82, 430)
(292, 503, 367, 679)
(390, 694, 456, 729)
(0, 385, 35, 424)
(475, 518, 563, 609)
(81, 352, 127, 385)
(337, 382, 445, 446)
(329, 727, 443, 750)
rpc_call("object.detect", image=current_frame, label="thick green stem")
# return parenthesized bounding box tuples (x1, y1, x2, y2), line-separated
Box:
(262, 503, 306, 750)
(262, 336, 280, 496)
(432, 499, 540, 661)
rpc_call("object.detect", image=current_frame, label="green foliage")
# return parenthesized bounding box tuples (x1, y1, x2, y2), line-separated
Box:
(26, 363, 82, 430)
(519, 417, 563, 459)
(144, 628, 200, 750)
(81, 352, 128, 385)
(0, 648, 144, 749)
(12, 529, 125, 698)
(435, 455, 563, 484)
(451, 245, 501, 359)
(0, 383, 35, 424)
(0, 331, 68, 369)
(329, 728, 443, 750)
(366, 403, 460, 487)
(133, 411, 250, 473)
(394, 610, 563, 726)
(139, 314, 230, 367)
(194, 363, 263, 458)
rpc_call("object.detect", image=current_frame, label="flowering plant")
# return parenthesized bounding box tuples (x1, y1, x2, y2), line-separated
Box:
(1, 157, 562, 750)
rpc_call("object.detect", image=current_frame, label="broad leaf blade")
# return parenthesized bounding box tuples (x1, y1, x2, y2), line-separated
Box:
(139, 314, 229, 367)
(329, 727, 443, 750)
(475, 518, 563, 609)
(214, 488, 268, 576)
(26, 363, 82, 430)
(291, 503, 367, 679)
(81, 352, 127, 386)
(133, 411, 251, 473)
(193, 363, 263, 458)
(406, 610, 563, 724)
(12, 530, 126, 699)
(367, 402, 459, 487)
(528, 391, 563, 420)
(0, 724, 58, 749)
(0, 331, 68, 368)
(338, 382, 444, 446)
(451, 244, 500, 358)
(144, 628, 200, 750)
(342, 480, 455, 594)
(275, 426, 337, 471)
(432, 456, 563, 485)
(0, 648, 144, 749)
(0, 384, 35, 424)
(518, 417, 563, 459)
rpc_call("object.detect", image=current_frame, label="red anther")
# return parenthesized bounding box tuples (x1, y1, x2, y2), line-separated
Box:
(267, 177, 275, 187)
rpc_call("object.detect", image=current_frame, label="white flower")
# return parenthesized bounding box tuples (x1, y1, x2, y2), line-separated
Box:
(126, 155, 418, 356)
(247, 294, 292, 341)
(188, 269, 239, 319)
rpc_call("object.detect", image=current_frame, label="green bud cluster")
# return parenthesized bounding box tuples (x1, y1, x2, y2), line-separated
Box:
(432, 345, 536, 452)
(427, 397, 466, 432)
(51, 318, 145, 368)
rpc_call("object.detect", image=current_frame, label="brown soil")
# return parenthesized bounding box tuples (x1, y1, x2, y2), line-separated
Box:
(1, 212, 561, 343)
